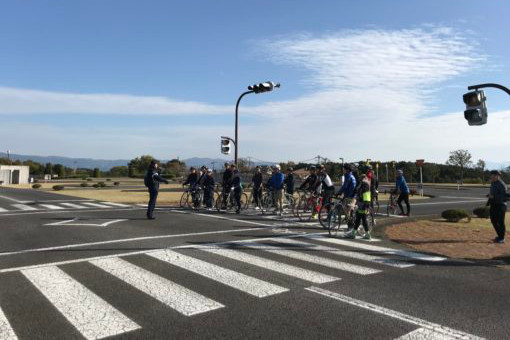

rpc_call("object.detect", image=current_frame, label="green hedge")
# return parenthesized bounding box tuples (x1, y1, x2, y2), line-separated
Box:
(32, 184, 42, 189)
(441, 209, 470, 222)
(473, 206, 490, 219)
(52, 185, 65, 191)
(80, 182, 89, 187)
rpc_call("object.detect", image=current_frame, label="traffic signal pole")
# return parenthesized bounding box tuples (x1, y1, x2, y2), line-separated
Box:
(234, 90, 254, 166)
(468, 83, 510, 96)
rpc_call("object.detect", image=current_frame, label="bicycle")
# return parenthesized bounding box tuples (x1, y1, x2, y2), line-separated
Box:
(179, 185, 194, 208)
(296, 191, 323, 222)
(326, 198, 355, 237)
(386, 191, 398, 216)
(215, 187, 248, 212)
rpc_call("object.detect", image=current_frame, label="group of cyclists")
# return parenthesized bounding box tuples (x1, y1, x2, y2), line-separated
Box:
(182, 161, 411, 238)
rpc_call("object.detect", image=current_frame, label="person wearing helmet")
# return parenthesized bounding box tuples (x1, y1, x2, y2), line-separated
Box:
(251, 166, 263, 209)
(221, 163, 235, 209)
(183, 167, 199, 187)
(366, 165, 379, 209)
(337, 163, 357, 199)
(313, 164, 335, 219)
(231, 168, 243, 214)
(346, 174, 372, 239)
(396, 169, 410, 216)
(203, 168, 215, 210)
(269, 164, 285, 215)
(299, 166, 318, 192)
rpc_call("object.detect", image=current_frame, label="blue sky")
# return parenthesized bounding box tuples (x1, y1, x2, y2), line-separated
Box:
(1, 1, 509, 163)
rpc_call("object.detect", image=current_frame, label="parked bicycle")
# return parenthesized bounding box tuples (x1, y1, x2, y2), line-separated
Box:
(386, 190, 398, 216)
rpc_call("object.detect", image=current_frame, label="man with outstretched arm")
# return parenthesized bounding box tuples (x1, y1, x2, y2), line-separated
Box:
(144, 160, 169, 220)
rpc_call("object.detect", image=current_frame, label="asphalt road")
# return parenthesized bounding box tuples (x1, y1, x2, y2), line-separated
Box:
(0, 185, 507, 340)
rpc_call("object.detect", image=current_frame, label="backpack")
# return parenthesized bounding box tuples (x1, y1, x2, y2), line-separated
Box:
(144, 171, 151, 187)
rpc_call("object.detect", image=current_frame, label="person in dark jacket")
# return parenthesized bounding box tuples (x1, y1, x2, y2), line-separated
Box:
(231, 169, 243, 213)
(252, 166, 263, 209)
(203, 168, 215, 210)
(222, 164, 235, 209)
(299, 166, 318, 192)
(488, 170, 507, 243)
(396, 169, 410, 216)
(284, 167, 295, 196)
(145, 160, 169, 220)
(347, 174, 372, 240)
(183, 167, 199, 187)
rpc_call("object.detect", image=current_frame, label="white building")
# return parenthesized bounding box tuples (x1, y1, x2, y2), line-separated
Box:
(0, 165, 30, 185)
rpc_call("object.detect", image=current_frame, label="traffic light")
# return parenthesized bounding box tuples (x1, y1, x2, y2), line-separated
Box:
(463, 90, 487, 126)
(248, 81, 280, 94)
(221, 137, 231, 155)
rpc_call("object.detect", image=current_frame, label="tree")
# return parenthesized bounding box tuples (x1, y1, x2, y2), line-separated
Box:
(128, 155, 158, 176)
(476, 159, 486, 184)
(446, 149, 472, 184)
(93, 168, 101, 178)
(109, 166, 129, 177)
(44, 163, 53, 175)
(163, 159, 187, 178)
(53, 164, 65, 178)
(422, 163, 440, 183)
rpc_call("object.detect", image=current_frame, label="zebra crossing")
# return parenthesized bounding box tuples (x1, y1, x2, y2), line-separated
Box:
(0, 201, 132, 214)
(0, 235, 445, 339)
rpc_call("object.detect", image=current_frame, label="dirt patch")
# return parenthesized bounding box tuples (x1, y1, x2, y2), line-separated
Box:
(386, 217, 510, 264)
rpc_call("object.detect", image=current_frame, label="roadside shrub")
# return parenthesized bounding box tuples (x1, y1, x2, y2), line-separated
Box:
(441, 209, 470, 223)
(114, 181, 120, 186)
(52, 185, 64, 191)
(106, 178, 112, 182)
(98, 182, 107, 188)
(473, 206, 490, 219)
(166, 174, 175, 180)
(92, 183, 100, 188)
(32, 184, 42, 189)
(82, 176, 87, 180)
(87, 178, 93, 182)
(80, 182, 89, 187)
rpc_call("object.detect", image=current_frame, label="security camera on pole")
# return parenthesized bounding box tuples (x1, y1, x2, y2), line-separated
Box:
(232, 81, 280, 165)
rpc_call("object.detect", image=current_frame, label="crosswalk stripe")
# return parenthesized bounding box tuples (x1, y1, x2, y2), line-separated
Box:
(81, 202, 111, 208)
(199, 247, 340, 284)
(89, 257, 224, 316)
(395, 327, 457, 340)
(0, 207, 8, 213)
(21, 266, 140, 340)
(272, 237, 414, 268)
(235, 241, 381, 275)
(147, 250, 289, 298)
(60, 203, 87, 209)
(100, 202, 130, 208)
(0, 306, 17, 340)
(38, 204, 65, 210)
(307, 235, 446, 262)
(11, 204, 38, 211)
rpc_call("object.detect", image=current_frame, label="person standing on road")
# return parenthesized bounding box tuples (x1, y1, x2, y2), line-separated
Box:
(144, 160, 169, 220)
(252, 166, 263, 209)
(284, 167, 295, 196)
(347, 174, 372, 240)
(203, 169, 215, 210)
(270, 165, 285, 215)
(488, 170, 507, 243)
(396, 169, 410, 216)
(231, 169, 243, 214)
(221, 163, 234, 209)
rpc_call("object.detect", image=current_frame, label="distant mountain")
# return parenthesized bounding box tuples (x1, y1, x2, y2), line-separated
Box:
(0, 152, 130, 171)
(485, 161, 510, 170)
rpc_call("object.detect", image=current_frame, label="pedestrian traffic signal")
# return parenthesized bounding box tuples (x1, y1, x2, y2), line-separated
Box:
(248, 81, 280, 94)
(221, 137, 231, 155)
(463, 90, 487, 126)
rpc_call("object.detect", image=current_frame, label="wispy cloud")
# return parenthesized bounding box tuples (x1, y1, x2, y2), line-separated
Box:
(0, 86, 231, 115)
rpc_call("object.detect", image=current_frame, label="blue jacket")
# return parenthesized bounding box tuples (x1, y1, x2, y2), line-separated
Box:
(338, 172, 356, 198)
(270, 172, 285, 190)
(396, 176, 410, 194)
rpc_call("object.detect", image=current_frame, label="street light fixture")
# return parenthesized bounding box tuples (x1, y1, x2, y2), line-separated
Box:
(233, 81, 280, 165)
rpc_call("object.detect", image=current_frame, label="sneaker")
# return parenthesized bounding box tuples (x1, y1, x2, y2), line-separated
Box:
(236, 209, 241, 214)
(254, 206, 260, 210)
(363, 232, 371, 240)
(345, 229, 356, 239)
(311, 214, 318, 220)
(495, 238, 505, 244)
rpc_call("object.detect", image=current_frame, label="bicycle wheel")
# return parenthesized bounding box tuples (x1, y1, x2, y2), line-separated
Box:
(260, 192, 271, 214)
(328, 206, 343, 237)
(283, 194, 295, 214)
(319, 203, 332, 229)
(179, 191, 189, 208)
(386, 199, 397, 216)
(297, 196, 314, 222)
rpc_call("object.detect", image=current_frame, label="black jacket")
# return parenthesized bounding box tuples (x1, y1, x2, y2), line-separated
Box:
(184, 173, 199, 187)
(252, 173, 263, 188)
(203, 175, 215, 189)
(145, 169, 168, 191)
(284, 173, 295, 192)
(299, 174, 318, 190)
(223, 169, 233, 186)
(489, 179, 508, 206)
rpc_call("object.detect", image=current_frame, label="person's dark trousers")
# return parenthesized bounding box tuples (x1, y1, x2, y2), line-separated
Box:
(322, 188, 334, 213)
(204, 187, 213, 208)
(353, 211, 369, 232)
(234, 188, 242, 212)
(253, 186, 262, 207)
(397, 192, 410, 215)
(490, 204, 506, 240)
(147, 189, 158, 218)
(222, 186, 231, 208)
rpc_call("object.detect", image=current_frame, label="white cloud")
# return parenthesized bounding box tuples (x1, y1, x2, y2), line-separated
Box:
(0, 86, 230, 115)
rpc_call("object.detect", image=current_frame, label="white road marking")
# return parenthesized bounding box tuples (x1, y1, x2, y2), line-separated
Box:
(81, 202, 112, 208)
(0, 195, 23, 203)
(0, 207, 144, 218)
(38, 204, 65, 210)
(0, 306, 17, 340)
(43, 219, 127, 227)
(0, 226, 273, 260)
(60, 203, 87, 209)
(21, 266, 140, 340)
(90, 257, 223, 316)
(100, 202, 130, 208)
(307, 235, 446, 262)
(409, 200, 486, 206)
(306, 287, 485, 340)
(262, 237, 414, 268)
(147, 249, 289, 297)
(438, 196, 485, 200)
(199, 247, 339, 283)
(396, 327, 457, 339)
(0, 207, 9, 213)
(229, 241, 381, 275)
(11, 204, 38, 211)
